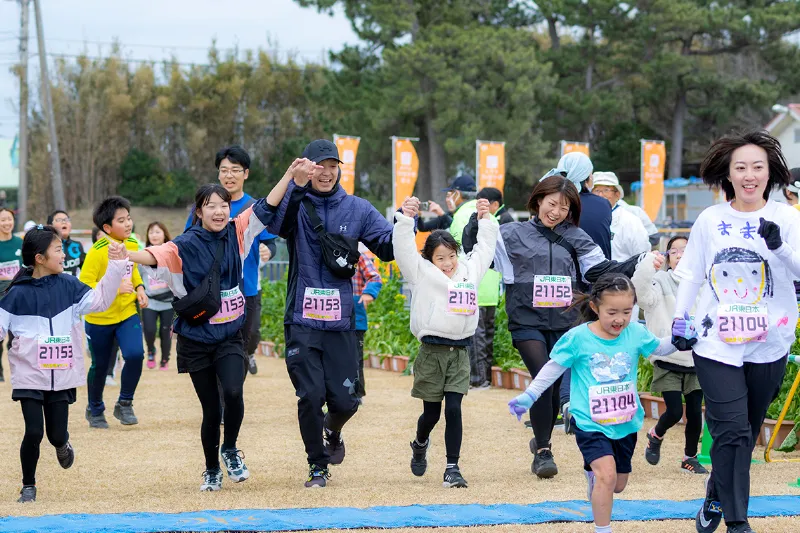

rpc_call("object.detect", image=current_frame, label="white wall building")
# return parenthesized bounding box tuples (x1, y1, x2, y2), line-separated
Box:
(0, 137, 19, 189)
(765, 104, 800, 169)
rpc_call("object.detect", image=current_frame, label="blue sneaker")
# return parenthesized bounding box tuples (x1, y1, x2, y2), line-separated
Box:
(220, 448, 250, 483)
(200, 469, 223, 492)
(696, 474, 722, 533)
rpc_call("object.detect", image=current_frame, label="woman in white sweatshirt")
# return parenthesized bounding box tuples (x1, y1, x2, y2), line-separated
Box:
(393, 196, 498, 489)
(631, 235, 707, 475)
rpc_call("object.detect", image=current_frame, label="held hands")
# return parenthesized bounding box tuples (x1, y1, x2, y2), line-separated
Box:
(508, 390, 537, 421)
(402, 196, 420, 218)
(359, 293, 375, 307)
(290, 158, 323, 187)
(758, 217, 782, 251)
(476, 198, 491, 220)
(671, 311, 698, 351)
(137, 286, 149, 309)
(107, 241, 129, 261)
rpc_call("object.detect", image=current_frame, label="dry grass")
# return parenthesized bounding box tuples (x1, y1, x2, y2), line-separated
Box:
(0, 356, 798, 531)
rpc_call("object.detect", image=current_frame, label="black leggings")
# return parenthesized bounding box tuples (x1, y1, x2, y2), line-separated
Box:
(189, 355, 245, 471)
(654, 389, 704, 457)
(516, 339, 562, 451)
(20, 399, 69, 486)
(142, 308, 174, 361)
(416, 392, 463, 464)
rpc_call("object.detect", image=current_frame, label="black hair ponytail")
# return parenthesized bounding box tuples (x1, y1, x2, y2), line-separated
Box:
(568, 273, 637, 325)
(4, 225, 61, 294)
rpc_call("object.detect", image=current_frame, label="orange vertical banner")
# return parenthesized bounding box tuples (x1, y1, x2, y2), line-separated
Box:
(560, 140, 590, 158)
(392, 137, 419, 210)
(476, 140, 506, 193)
(333, 134, 360, 195)
(640, 140, 666, 222)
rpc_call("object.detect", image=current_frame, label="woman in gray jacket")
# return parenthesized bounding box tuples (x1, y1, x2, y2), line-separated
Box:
(631, 235, 706, 474)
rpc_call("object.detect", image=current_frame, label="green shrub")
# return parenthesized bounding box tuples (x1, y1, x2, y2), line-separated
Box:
(493, 297, 525, 371)
(364, 276, 419, 371)
(260, 274, 287, 353)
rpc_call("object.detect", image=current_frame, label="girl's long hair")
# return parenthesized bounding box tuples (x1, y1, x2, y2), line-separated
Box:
(568, 272, 637, 324)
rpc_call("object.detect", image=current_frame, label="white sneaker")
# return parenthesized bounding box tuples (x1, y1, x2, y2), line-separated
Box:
(105, 375, 117, 386)
(585, 470, 595, 501)
(200, 469, 223, 491)
(221, 448, 250, 483)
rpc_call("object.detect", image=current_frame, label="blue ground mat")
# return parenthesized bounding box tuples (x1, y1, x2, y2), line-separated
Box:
(1, 496, 799, 533)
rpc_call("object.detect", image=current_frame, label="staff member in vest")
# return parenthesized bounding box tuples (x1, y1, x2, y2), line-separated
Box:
(672, 130, 795, 533)
(185, 146, 277, 376)
(0, 207, 22, 382)
(48, 211, 86, 277)
(469, 175, 662, 479)
(266, 139, 397, 488)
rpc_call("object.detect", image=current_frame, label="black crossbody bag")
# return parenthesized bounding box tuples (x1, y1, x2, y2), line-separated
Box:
(302, 198, 360, 279)
(172, 238, 225, 326)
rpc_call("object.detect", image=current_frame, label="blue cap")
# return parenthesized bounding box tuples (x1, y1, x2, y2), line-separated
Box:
(442, 174, 476, 193)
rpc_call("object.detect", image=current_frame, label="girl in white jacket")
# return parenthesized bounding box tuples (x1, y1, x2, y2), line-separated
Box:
(631, 235, 706, 474)
(393, 196, 498, 489)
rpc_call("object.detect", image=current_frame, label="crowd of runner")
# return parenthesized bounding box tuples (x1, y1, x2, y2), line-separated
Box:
(0, 131, 798, 533)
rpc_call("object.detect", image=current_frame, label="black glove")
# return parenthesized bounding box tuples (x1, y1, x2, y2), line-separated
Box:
(671, 335, 698, 352)
(758, 217, 782, 251)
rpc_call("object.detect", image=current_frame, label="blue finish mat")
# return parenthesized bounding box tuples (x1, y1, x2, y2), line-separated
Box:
(1, 496, 799, 532)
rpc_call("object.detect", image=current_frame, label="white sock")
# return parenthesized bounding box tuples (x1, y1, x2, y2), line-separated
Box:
(595, 525, 612, 533)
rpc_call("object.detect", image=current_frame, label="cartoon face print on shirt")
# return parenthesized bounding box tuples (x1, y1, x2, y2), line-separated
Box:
(708, 247, 772, 305)
(589, 351, 632, 384)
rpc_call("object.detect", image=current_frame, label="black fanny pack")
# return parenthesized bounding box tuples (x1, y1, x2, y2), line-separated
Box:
(172, 238, 225, 326)
(303, 198, 361, 279)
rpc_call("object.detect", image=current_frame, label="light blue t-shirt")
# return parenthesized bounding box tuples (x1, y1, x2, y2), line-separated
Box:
(550, 321, 659, 440)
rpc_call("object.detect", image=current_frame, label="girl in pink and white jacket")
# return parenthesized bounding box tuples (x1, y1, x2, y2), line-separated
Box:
(0, 226, 128, 503)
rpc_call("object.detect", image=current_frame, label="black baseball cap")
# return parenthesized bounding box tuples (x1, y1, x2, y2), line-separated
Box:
(442, 174, 476, 193)
(302, 139, 342, 164)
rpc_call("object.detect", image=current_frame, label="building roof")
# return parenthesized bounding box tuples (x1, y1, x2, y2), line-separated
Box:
(765, 103, 800, 133)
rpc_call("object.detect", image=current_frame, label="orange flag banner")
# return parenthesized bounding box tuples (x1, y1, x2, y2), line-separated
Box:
(476, 140, 506, 193)
(560, 140, 590, 158)
(640, 140, 666, 222)
(392, 137, 419, 210)
(333, 134, 360, 195)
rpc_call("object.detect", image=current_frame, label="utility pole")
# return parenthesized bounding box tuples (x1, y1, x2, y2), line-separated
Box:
(17, 0, 29, 226)
(33, 0, 65, 210)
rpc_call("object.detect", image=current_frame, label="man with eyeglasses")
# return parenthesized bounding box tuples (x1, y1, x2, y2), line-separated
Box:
(184, 146, 277, 377)
(48, 210, 86, 277)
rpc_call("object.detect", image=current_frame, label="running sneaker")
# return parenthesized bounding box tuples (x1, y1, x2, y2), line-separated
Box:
(113, 400, 138, 425)
(17, 485, 36, 503)
(200, 469, 223, 491)
(247, 353, 258, 375)
(220, 448, 250, 482)
(726, 523, 755, 533)
(105, 375, 117, 386)
(304, 464, 330, 488)
(324, 428, 346, 465)
(146, 351, 156, 369)
(442, 465, 468, 488)
(644, 430, 663, 465)
(475, 381, 491, 390)
(585, 470, 596, 501)
(532, 448, 558, 479)
(681, 456, 708, 475)
(159, 360, 169, 371)
(85, 406, 109, 429)
(410, 439, 429, 477)
(562, 403, 574, 435)
(56, 442, 74, 469)
(696, 474, 723, 533)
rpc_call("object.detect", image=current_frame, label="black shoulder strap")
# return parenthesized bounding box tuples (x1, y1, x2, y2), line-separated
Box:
(239, 197, 257, 213)
(301, 197, 326, 234)
(211, 237, 225, 273)
(534, 224, 587, 290)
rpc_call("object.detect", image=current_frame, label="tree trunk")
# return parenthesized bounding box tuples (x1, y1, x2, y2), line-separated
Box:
(668, 89, 687, 178)
(425, 108, 447, 204)
(547, 17, 560, 50)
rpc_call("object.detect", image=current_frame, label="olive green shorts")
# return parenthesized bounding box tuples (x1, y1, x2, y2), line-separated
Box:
(650, 364, 701, 395)
(411, 343, 470, 402)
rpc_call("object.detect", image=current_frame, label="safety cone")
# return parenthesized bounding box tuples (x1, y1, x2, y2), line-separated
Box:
(698, 423, 713, 466)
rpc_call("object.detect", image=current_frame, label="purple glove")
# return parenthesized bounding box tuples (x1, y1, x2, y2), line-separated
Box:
(508, 390, 538, 421)
(672, 311, 698, 351)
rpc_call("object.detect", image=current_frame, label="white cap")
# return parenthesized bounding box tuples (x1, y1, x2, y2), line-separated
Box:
(591, 171, 624, 196)
(23, 220, 36, 232)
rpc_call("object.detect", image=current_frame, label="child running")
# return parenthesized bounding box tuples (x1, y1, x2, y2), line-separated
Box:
(139, 222, 174, 370)
(394, 196, 498, 488)
(0, 226, 128, 502)
(127, 157, 317, 491)
(508, 273, 690, 533)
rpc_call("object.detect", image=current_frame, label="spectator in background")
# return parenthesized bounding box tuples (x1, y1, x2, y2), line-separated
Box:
(0, 207, 22, 382)
(351, 248, 383, 401)
(477, 187, 515, 225)
(417, 201, 452, 232)
(783, 168, 800, 210)
(48, 210, 86, 277)
(591, 172, 650, 262)
(617, 198, 659, 247)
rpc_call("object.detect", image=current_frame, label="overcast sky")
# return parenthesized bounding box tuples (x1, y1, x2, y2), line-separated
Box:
(0, 0, 358, 138)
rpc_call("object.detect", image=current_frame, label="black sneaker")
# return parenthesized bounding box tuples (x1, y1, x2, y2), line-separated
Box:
(645, 431, 663, 465)
(442, 465, 468, 488)
(56, 442, 74, 469)
(324, 428, 346, 465)
(247, 353, 258, 375)
(532, 448, 558, 479)
(17, 485, 36, 503)
(85, 406, 109, 429)
(682, 456, 708, 475)
(113, 400, 138, 425)
(726, 523, 755, 533)
(304, 464, 330, 488)
(696, 475, 723, 533)
(562, 403, 574, 435)
(410, 439, 429, 477)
